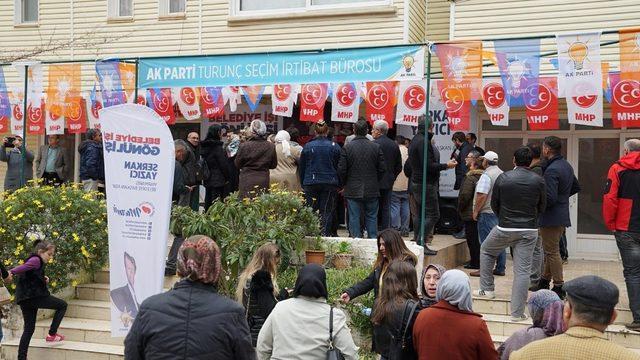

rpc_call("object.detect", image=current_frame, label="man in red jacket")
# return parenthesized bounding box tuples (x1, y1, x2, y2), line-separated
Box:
(603, 138, 640, 331)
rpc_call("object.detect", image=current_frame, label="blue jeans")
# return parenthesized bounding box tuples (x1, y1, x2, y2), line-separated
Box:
(390, 191, 410, 232)
(616, 231, 640, 323)
(347, 197, 379, 239)
(478, 212, 506, 273)
(304, 184, 338, 236)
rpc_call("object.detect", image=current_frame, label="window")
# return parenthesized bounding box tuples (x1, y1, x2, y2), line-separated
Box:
(159, 0, 186, 16)
(15, 0, 38, 24)
(108, 0, 133, 19)
(237, 0, 387, 13)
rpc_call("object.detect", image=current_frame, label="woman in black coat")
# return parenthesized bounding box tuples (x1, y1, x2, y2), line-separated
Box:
(124, 235, 254, 360)
(200, 126, 230, 210)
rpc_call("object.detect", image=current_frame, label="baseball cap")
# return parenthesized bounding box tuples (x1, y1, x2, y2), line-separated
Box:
(481, 151, 498, 162)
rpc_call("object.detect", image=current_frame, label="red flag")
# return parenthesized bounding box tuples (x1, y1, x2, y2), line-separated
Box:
(525, 77, 559, 131)
(300, 84, 328, 123)
(11, 103, 24, 136)
(199, 87, 225, 119)
(149, 88, 176, 124)
(27, 100, 45, 135)
(66, 97, 87, 134)
(0, 112, 7, 134)
(365, 82, 397, 128)
(435, 41, 483, 100)
(438, 83, 470, 131)
(611, 73, 640, 128)
(136, 93, 147, 106)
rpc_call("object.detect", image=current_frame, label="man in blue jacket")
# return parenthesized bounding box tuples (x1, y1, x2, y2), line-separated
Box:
(78, 129, 105, 192)
(532, 136, 580, 299)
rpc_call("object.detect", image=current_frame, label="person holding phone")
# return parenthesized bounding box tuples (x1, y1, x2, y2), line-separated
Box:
(1, 136, 34, 192)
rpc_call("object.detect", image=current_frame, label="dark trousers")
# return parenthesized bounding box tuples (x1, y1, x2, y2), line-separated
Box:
(304, 184, 338, 237)
(410, 181, 439, 245)
(204, 186, 225, 211)
(560, 230, 568, 260)
(19, 295, 68, 360)
(378, 188, 392, 230)
(616, 231, 640, 323)
(42, 172, 62, 187)
(465, 220, 480, 268)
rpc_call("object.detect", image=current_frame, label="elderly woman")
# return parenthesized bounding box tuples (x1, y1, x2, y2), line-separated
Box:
(235, 120, 277, 198)
(498, 290, 566, 360)
(413, 269, 497, 360)
(257, 264, 358, 360)
(124, 235, 254, 360)
(419, 263, 446, 308)
(269, 130, 302, 192)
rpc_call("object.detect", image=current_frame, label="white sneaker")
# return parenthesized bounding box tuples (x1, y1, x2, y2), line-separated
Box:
(511, 313, 529, 322)
(473, 289, 495, 299)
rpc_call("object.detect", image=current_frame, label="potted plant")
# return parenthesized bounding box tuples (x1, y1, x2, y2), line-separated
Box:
(332, 241, 353, 270)
(305, 236, 326, 265)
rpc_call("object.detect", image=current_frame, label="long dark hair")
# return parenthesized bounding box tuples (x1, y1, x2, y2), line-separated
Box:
(371, 261, 418, 325)
(373, 229, 417, 270)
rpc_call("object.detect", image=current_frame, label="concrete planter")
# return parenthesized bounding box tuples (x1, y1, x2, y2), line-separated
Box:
(332, 253, 353, 269)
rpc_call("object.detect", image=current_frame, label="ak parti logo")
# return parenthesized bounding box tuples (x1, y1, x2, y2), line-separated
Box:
(367, 84, 390, 110)
(180, 88, 196, 106)
(274, 85, 292, 102)
(613, 79, 640, 109)
(336, 83, 357, 107)
(482, 82, 505, 109)
(403, 85, 425, 111)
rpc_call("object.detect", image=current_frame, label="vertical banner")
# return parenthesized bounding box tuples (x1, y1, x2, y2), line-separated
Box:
(47, 64, 81, 117)
(272, 84, 296, 117)
(46, 105, 65, 135)
(101, 104, 174, 337)
(300, 84, 328, 123)
(11, 103, 24, 136)
(149, 88, 176, 124)
(222, 86, 241, 112)
(395, 81, 426, 126)
(435, 41, 483, 100)
(438, 82, 471, 131)
(242, 86, 265, 112)
(173, 87, 201, 120)
(619, 28, 640, 80)
(119, 62, 137, 103)
(331, 83, 360, 123)
(567, 91, 603, 127)
(26, 100, 45, 135)
(66, 96, 88, 134)
(365, 81, 397, 128)
(557, 32, 603, 99)
(87, 87, 103, 130)
(494, 38, 541, 106)
(481, 78, 510, 126)
(0, 69, 10, 133)
(96, 61, 127, 107)
(200, 87, 225, 119)
(525, 77, 559, 130)
(610, 73, 640, 128)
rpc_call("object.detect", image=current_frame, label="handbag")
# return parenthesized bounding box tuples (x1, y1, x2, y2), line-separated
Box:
(387, 300, 419, 360)
(0, 277, 12, 306)
(326, 306, 345, 360)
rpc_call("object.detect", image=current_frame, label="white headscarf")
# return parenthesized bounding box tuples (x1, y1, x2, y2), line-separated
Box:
(250, 119, 267, 138)
(274, 130, 292, 157)
(435, 269, 473, 312)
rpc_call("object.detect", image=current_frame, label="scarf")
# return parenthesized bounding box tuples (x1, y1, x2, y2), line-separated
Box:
(274, 130, 292, 158)
(420, 263, 447, 306)
(436, 269, 473, 312)
(176, 235, 222, 285)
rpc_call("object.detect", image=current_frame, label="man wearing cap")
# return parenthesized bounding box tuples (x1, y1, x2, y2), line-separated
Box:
(511, 275, 637, 359)
(603, 138, 640, 331)
(470, 150, 505, 275)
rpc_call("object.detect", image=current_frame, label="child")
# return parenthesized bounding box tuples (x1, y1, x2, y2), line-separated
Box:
(10, 240, 67, 360)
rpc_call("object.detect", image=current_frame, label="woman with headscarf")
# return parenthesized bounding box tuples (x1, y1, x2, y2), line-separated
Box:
(269, 130, 302, 192)
(235, 120, 277, 198)
(413, 270, 497, 360)
(498, 290, 565, 360)
(124, 235, 254, 360)
(223, 133, 241, 197)
(419, 263, 446, 308)
(201, 125, 231, 210)
(256, 264, 358, 360)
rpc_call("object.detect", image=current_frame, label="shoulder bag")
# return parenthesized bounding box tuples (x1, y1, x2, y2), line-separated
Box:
(326, 306, 345, 360)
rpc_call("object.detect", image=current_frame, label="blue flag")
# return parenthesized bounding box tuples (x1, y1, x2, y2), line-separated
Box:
(494, 38, 541, 107)
(0, 68, 10, 120)
(96, 61, 126, 107)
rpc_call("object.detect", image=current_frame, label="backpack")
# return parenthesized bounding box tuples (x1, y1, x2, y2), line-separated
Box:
(387, 300, 420, 360)
(197, 156, 210, 183)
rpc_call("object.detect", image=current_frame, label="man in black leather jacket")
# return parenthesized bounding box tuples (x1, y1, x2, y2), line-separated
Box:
(474, 147, 546, 322)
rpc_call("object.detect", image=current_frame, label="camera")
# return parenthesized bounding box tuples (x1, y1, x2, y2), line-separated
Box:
(3, 137, 15, 148)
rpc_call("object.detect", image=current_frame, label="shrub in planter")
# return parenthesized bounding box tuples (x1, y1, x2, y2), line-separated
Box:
(332, 241, 353, 270)
(0, 184, 109, 295)
(305, 236, 326, 265)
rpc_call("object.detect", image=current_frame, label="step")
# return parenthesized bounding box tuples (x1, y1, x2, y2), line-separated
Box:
(94, 271, 180, 289)
(0, 339, 123, 360)
(423, 236, 469, 270)
(473, 296, 634, 325)
(33, 317, 121, 346)
(482, 313, 640, 348)
(66, 299, 111, 321)
(76, 282, 172, 302)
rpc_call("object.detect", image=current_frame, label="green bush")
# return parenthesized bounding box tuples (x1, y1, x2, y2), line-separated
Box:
(0, 184, 109, 294)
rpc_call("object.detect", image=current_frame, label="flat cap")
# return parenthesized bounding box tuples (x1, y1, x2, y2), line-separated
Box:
(563, 275, 619, 309)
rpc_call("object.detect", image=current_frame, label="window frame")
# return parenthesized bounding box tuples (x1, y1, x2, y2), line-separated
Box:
(108, 0, 134, 21)
(14, 0, 39, 26)
(231, 0, 393, 17)
(159, 0, 186, 18)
